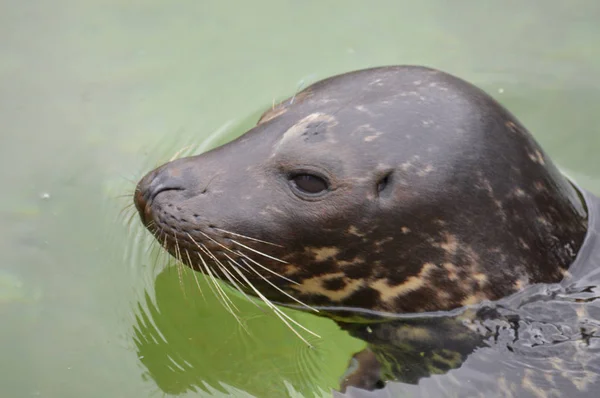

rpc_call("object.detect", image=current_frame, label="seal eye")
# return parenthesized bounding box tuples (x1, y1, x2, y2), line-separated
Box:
(290, 173, 329, 195)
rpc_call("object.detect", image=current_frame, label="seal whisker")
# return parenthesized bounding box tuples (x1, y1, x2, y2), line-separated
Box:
(116, 193, 136, 199)
(154, 232, 170, 274)
(215, 252, 251, 290)
(195, 230, 297, 284)
(195, 245, 265, 320)
(217, 260, 261, 308)
(195, 243, 252, 293)
(172, 234, 186, 295)
(229, 264, 320, 346)
(145, 224, 161, 255)
(238, 258, 318, 313)
(235, 250, 298, 285)
(230, 239, 288, 264)
(198, 252, 242, 320)
(213, 228, 284, 248)
(184, 249, 205, 301)
(194, 250, 227, 308)
(290, 77, 309, 105)
(224, 260, 269, 313)
(206, 264, 241, 313)
(145, 221, 157, 238)
(169, 145, 193, 162)
(124, 209, 138, 229)
(194, 119, 236, 155)
(212, 263, 251, 333)
(118, 202, 135, 219)
(184, 233, 241, 315)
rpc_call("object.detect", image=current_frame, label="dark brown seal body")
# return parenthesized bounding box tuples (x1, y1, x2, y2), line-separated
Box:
(133, 66, 596, 395)
(134, 65, 587, 315)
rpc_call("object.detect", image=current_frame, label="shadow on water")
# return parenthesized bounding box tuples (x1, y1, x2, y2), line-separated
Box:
(131, 262, 364, 397)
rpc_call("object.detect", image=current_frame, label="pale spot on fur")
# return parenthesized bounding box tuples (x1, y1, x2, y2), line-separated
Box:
(417, 165, 434, 176)
(528, 150, 545, 165)
(438, 233, 458, 255)
(401, 227, 411, 234)
(337, 258, 363, 267)
(275, 113, 337, 152)
(282, 263, 301, 275)
(473, 273, 488, 285)
(374, 237, 394, 247)
(308, 246, 339, 262)
(505, 120, 519, 133)
(264, 205, 284, 215)
(514, 188, 526, 197)
(347, 226, 365, 237)
(536, 217, 551, 227)
(436, 289, 452, 302)
(478, 177, 493, 193)
(364, 133, 383, 142)
(373, 263, 436, 301)
(353, 124, 384, 142)
(428, 82, 448, 91)
(443, 262, 459, 281)
(354, 105, 380, 117)
(513, 278, 527, 290)
(291, 272, 363, 301)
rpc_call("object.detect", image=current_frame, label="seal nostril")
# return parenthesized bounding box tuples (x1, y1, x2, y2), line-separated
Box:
(146, 183, 184, 202)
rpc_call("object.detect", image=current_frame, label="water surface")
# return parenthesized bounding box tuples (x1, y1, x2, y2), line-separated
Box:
(2, 1, 600, 397)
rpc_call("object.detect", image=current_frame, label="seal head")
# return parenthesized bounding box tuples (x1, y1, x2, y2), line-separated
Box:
(134, 66, 588, 316)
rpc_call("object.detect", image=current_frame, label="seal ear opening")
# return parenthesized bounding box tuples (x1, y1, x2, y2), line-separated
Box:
(377, 172, 393, 196)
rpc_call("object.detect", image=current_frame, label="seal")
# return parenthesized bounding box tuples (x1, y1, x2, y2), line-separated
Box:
(133, 66, 599, 395)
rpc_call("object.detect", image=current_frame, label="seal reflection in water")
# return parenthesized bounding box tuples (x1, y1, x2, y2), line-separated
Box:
(134, 66, 600, 397)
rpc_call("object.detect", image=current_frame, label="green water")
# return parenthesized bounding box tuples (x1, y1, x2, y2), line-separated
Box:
(2, 1, 600, 397)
